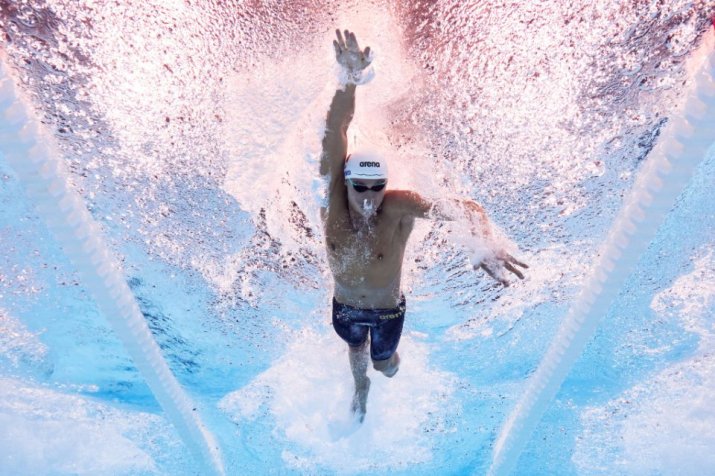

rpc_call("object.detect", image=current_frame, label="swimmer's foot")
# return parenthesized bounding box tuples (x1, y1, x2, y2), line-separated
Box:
(350, 377, 370, 423)
(381, 352, 400, 378)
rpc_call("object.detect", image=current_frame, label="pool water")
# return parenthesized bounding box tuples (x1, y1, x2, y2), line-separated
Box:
(1, 1, 714, 475)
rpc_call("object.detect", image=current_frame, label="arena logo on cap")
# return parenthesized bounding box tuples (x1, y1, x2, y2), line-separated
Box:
(360, 161, 380, 167)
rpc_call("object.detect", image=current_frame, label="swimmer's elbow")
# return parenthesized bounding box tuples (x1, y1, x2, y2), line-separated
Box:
(465, 199, 486, 216)
(428, 198, 488, 222)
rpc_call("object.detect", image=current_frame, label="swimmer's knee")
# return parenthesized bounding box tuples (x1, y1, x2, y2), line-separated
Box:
(372, 357, 386, 370)
(372, 352, 399, 376)
(349, 339, 369, 352)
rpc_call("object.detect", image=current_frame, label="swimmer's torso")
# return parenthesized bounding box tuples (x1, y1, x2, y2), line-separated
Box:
(322, 192, 415, 309)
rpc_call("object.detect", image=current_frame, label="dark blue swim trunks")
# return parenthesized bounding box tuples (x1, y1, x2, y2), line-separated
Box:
(332, 296, 406, 361)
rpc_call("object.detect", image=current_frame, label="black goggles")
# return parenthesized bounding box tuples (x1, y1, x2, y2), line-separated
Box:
(349, 180, 386, 193)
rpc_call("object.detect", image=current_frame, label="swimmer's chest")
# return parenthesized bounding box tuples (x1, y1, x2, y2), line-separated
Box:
(326, 218, 407, 275)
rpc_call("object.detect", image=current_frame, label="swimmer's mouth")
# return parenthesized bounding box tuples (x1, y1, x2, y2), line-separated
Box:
(363, 199, 374, 213)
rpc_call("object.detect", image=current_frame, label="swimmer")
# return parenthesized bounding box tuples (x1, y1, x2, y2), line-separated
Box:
(320, 29, 528, 423)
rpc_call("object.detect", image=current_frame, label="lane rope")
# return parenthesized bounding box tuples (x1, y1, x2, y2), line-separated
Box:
(0, 58, 225, 475)
(487, 39, 715, 476)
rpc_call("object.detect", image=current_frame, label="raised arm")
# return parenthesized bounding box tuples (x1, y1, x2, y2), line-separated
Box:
(321, 83, 356, 182)
(320, 30, 373, 213)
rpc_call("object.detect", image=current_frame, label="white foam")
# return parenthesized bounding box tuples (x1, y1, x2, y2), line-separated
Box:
(221, 46, 336, 256)
(0, 307, 47, 367)
(0, 377, 168, 475)
(444, 243, 584, 341)
(575, 353, 715, 475)
(219, 327, 457, 473)
(574, 247, 715, 475)
(651, 249, 715, 342)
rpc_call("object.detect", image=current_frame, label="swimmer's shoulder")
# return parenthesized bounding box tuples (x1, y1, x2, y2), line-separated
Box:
(383, 190, 432, 219)
(383, 190, 422, 207)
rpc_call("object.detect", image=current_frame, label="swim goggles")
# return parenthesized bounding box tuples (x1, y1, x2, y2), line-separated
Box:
(349, 180, 386, 193)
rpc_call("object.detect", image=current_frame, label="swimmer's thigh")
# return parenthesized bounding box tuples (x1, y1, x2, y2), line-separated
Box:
(370, 316, 405, 361)
(332, 310, 369, 347)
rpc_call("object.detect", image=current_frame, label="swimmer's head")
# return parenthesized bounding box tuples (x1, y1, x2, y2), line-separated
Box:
(344, 151, 388, 218)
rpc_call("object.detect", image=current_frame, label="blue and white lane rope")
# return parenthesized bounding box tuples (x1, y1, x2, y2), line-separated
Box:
(488, 41, 715, 476)
(0, 59, 225, 475)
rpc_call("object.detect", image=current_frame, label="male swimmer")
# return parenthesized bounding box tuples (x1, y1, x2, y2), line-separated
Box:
(320, 29, 528, 422)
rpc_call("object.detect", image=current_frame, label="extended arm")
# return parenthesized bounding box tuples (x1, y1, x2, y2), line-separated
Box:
(436, 198, 528, 285)
(391, 191, 528, 285)
(321, 83, 355, 185)
(390, 191, 490, 232)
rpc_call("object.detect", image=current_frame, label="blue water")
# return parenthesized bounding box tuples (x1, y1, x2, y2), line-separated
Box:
(2, 2, 715, 475)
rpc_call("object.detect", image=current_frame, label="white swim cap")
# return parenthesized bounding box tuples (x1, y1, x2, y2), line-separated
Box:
(344, 151, 388, 180)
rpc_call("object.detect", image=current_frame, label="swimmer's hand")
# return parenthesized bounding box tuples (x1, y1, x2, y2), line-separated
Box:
(475, 251, 528, 287)
(333, 29, 374, 85)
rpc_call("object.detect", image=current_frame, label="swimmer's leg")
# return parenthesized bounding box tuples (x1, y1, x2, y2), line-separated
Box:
(370, 310, 404, 378)
(372, 351, 400, 378)
(348, 339, 371, 422)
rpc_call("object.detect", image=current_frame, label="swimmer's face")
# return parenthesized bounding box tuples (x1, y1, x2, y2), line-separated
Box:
(346, 179, 387, 218)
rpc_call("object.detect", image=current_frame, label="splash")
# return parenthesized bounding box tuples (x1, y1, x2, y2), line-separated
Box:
(0, 376, 183, 475)
(219, 328, 458, 474)
(1, 1, 714, 474)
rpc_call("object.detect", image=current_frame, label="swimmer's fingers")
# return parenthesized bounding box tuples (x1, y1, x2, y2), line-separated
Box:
(479, 262, 510, 287)
(503, 261, 524, 280)
(347, 31, 371, 61)
(336, 29, 346, 50)
(346, 30, 356, 50)
(506, 253, 529, 269)
(346, 30, 361, 53)
(333, 40, 341, 59)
